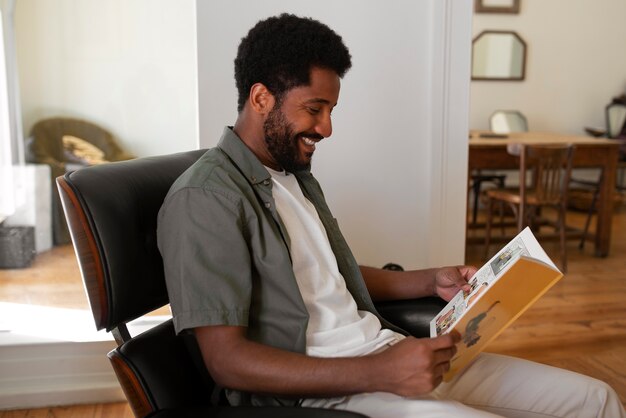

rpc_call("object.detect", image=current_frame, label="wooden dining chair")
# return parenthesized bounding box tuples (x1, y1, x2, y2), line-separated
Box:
(576, 101, 626, 249)
(484, 144, 574, 272)
(468, 110, 528, 226)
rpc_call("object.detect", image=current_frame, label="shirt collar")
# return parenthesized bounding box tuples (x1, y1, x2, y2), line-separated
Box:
(217, 126, 271, 185)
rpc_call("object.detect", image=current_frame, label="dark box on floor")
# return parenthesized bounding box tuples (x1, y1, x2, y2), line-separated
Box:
(0, 226, 36, 268)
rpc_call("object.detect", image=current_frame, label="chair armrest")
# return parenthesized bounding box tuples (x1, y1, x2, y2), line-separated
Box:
(375, 297, 447, 338)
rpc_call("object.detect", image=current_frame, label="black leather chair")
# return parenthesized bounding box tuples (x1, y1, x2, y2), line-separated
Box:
(56, 149, 446, 418)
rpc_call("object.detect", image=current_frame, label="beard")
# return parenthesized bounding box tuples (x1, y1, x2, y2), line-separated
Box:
(263, 106, 315, 172)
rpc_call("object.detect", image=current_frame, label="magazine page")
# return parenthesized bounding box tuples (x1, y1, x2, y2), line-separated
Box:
(428, 227, 564, 381)
(430, 227, 557, 338)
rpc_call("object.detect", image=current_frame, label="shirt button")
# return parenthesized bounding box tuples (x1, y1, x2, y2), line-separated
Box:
(263, 179, 270, 186)
(264, 202, 271, 209)
(251, 176, 257, 182)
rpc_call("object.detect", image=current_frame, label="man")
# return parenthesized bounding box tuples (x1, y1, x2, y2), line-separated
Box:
(158, 13, 625, 418)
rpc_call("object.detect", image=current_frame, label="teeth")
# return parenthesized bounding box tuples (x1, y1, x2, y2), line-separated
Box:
(302, 137, 316, 146)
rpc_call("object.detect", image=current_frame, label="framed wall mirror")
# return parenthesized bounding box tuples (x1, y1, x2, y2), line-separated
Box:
(472, 30, 526, 81)
(475, 0, 520, 14)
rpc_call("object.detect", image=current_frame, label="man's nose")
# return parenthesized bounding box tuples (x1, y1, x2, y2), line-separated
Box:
(315, 112, 333, 139)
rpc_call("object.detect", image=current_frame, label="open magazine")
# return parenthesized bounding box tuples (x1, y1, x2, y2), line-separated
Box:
(430, 227, 563, 381)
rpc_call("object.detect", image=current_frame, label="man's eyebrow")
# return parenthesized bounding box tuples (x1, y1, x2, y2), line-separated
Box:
(304, 98, 337, 106)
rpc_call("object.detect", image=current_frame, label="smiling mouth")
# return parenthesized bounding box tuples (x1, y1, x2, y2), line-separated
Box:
(301, 136, 317, 146)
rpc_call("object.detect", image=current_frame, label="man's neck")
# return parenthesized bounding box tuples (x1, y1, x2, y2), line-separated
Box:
(233, 115, 280, 170)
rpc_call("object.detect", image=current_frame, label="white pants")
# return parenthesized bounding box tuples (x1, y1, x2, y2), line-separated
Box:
(302, 353, 625, 418)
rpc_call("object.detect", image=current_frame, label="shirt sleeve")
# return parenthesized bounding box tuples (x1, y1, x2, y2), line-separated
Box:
(157, 185, 252, 334)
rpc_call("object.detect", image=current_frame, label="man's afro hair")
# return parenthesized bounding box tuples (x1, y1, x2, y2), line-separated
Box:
(234, 13, 352, 112)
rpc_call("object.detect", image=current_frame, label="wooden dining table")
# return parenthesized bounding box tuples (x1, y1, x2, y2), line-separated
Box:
(468, 131, 621, 257)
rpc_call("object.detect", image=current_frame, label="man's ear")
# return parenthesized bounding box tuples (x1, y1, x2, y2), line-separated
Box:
(248, 83, 276, 115)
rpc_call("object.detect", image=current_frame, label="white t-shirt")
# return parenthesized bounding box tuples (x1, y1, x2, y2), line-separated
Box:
(267, 168, 402, 357)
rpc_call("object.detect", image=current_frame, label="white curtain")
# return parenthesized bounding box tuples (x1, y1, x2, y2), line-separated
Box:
(0, 0, 24, 222)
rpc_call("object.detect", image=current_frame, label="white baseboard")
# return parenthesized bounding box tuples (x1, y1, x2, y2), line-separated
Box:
(0, 339, 124, 409)
(3, 385, 124, 411)
(0, 302, 170, 410)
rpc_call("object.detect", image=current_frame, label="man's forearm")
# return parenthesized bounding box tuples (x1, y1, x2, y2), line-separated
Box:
(195, 325, 383, 397)
(360, 265, 437, 302)
(195, 325, 458, 399)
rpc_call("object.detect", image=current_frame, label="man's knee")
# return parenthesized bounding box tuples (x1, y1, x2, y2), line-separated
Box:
(583, 377, 624, 417)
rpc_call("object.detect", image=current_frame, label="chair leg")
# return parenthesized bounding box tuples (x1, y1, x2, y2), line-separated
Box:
(559, 205, 567, 273)
(485, 197, 494, 260)
(579, 187, 599, 250)
(518, 203, 529, 232)
(472, 180, 481, 225)
(499, 201, 506, 236)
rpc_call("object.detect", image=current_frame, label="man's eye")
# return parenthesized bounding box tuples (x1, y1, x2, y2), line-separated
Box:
(307, 107, 320, 115)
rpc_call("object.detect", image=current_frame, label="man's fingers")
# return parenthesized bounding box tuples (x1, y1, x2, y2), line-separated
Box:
(447, 268, 471, 292)
(433, 346, 457, 366)
(448, 329, 462, 343)
(460, 265, 478, 278)
(428, 333, 459, 369)
(429, 332, 460, 350)
(436, 361, 450, 378)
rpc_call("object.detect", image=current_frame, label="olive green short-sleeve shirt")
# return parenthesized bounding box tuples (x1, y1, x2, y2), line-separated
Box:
(157, 127, 403, 406)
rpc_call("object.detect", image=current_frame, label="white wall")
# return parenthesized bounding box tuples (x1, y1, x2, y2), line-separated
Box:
(470, 0, 626, 133)
(14, 0, 199, 157)
(197, 0, 472, 269)
(13, 0, 473, 267)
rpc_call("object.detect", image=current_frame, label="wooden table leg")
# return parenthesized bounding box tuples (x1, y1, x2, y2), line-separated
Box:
(595, 147, 619, 257)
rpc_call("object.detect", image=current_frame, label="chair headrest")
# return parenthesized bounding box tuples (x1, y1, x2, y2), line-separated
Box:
(58, 149, 206, 330)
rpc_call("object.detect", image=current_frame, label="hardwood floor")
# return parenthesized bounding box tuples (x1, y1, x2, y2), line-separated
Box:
(0, 244, 90, 310)
(0, 402, 133, 418)
(0, 244, 170, 315)
(466, 208, 626, 406)
(1, 207, 625, 414)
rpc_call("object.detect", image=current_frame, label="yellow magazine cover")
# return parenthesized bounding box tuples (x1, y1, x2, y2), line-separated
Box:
(430, 227, 563, 381)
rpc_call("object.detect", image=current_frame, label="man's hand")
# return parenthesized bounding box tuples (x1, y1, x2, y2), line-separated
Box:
(374, 332, 460, 396)
(434, 266, 475, 301)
